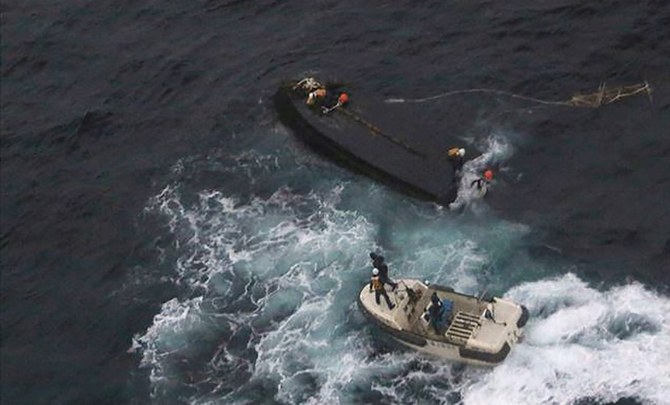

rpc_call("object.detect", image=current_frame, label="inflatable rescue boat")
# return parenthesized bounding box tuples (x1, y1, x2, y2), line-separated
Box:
(358, 279, 529, 366)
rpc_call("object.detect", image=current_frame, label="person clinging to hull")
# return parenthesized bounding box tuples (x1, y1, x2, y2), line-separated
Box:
(447, 147, 466, 177)
(369, 268, 395, 310)
(369, 252, 397, 291)
(306, 88, 327, 106)
(471, 169, 494, 191)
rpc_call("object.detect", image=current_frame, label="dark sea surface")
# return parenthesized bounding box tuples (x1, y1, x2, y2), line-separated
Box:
(2, 1, 670, 404)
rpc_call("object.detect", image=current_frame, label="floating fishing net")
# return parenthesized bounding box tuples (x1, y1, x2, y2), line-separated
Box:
(386, 81, 652, 108)
(565, 82, 651, 108)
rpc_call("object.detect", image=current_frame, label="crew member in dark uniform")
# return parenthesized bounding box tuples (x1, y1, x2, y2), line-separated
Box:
(425, 292, 445, 333)
(369, 252, 398, 291)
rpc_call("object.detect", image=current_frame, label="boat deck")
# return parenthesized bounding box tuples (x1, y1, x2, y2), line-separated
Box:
(358, 278, 526, 364)
(359, 279, 488, 343)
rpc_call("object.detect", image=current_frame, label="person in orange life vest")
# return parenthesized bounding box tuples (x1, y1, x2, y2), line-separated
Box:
(306, 88, 327, 106)
(447, 147, 466, 176)
(369, 268, 395, 309)
(369, 252, 398, 291)
(471, 169, 494, 190)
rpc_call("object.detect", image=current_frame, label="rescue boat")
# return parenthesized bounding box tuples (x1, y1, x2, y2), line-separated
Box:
(358, 279, 529, 366)
(275, 77, 477, 204)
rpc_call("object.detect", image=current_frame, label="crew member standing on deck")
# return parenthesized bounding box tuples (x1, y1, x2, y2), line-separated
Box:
(369, 252, 398, 291)
(369, 268, 395, 310)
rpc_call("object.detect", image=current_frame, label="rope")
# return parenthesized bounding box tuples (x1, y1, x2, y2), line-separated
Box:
(385, 81, 652, 108)
(292, 77, 426, 157)
(336, 107, 426, 158)
(387, 88, 570, 106)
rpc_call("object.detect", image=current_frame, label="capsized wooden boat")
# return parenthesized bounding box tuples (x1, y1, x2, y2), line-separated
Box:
(275, 77, 479, 203)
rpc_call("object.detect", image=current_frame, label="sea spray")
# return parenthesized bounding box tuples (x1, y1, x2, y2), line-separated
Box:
(449, 133, 514, 212)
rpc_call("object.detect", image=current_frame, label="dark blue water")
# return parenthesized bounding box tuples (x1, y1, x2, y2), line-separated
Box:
(2, 1, 669, 404)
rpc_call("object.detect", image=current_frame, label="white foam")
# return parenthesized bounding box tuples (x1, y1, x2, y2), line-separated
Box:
(135, 170, 517, 402)
(462, 273, 670, 405)
(135, 182, 383, 400)
(133, 148, 670, 405)
(450, 133, 514, 211)
(131, 296, 207, 396)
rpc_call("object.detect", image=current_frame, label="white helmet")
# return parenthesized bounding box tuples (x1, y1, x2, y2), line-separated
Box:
(372, 268, 379, 276)
(458, 148, 466, 157)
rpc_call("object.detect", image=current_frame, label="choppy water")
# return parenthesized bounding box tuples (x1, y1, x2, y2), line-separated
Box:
(2, 1, 670, 404)
(131, 136, 670, 404)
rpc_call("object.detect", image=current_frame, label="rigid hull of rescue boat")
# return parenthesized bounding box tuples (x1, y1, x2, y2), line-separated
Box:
(275, 77, 478, 204)
(358, 279, 529, 366)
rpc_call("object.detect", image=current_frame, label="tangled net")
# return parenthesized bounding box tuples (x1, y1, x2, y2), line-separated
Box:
(566, 82, 651, 107)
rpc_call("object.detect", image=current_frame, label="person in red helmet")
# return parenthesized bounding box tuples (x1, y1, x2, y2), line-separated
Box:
(471, 169, 494, 191)
(322, 92, 349, 114)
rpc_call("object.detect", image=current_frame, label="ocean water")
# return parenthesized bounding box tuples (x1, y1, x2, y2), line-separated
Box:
(2, 1, 670, 404)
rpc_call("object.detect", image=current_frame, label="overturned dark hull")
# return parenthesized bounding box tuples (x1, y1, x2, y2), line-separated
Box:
(275, 79, 470, 204)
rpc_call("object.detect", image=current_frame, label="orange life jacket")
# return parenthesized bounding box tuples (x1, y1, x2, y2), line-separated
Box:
(306, 88, 327, 105)
(447, 147, 460, 158)
(371, 276, 383, 290)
